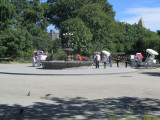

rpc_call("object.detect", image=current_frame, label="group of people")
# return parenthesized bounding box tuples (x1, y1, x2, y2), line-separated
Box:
(94, 53, 128, 68)
(94, 53, 112, 68)
(64, 52, 128, 68)
(116, 55, 128, 68)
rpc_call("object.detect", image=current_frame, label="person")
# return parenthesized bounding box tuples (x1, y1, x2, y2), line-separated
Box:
(94, 53, 101, 68)
(109, 55, 112, 67)
(78, 55, 82, 61)
(124, 56, 128, 68)
(44, 49, 48, 55)
(116, 56, 121, 67)
(50, 50, 54, 60)
(46, 50, 54, 61)
(71, 54, 74, 61)
(102, 54, 107, 69)
(64, 55, 67, 61)
(93, 54, 96, 66)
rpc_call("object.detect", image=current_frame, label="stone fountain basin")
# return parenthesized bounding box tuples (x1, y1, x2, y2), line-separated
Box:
(42, 61, 93, 69)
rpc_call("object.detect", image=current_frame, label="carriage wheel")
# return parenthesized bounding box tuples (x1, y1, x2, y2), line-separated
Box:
(131, 62, 136, 68)
(146, 59, 153, 69)
(131, 61, 139, 69)
(32, 61, 35, 66)
(153, 60, 159, 68)
(156, 60, 159, 67)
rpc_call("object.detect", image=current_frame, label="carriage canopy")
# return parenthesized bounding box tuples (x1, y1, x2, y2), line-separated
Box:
(146, 49, 159, 56)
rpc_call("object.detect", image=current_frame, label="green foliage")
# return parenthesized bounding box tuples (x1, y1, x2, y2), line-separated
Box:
(64, 18, 92, 55)
(32, 33, 52, 51)
(0, 0, 15, 30)
(142, 31, 160, 52)
(75, 3, 114, 53)
(0, 27, 34, 58)
(0, 61, 12, 64)
(47, 0, 115, 55)
(54, 48, 66, 60)
(0, 0, 160, 59)
(14, 58, 32, 63)
(49, 38, 62, 53)
(0, 0, 51, 58)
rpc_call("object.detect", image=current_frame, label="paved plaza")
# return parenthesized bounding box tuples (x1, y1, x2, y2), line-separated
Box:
(0, 63, 160, 119)
(0, 63, 137, 75)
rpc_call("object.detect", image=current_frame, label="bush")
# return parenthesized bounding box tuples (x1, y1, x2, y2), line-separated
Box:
(54, 49, 66, 60)
(0, 61, 12, 64)
(15, 59, 32, 63)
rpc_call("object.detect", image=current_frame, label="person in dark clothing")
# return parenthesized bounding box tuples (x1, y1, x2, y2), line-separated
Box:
(109, 55, 112, 67)
(94, 53, 101, 68)
(116, 56, 121, 67)
(124, 56, 128, 68)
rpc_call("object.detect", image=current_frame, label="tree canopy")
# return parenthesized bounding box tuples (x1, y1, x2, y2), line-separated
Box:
(0, 0, 51, 58)
(0, 0, 160, 59)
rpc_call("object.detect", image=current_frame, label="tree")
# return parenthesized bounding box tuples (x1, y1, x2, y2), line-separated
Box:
(0, 0, 15, 30)
(63, 18, 92, 55)
(0, 0, 52, 58)
(47, 0, 115, 54)
(0, 0, 16, 57)
(32, 34, 52, 51)
(49, 38, 62, 53)
(47, 0, 115, 28)
(11, 0, 49, 36)
(142, 31, 160, 58)
(6, 0, 51, 57)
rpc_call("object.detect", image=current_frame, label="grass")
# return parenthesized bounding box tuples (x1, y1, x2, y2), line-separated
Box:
(0, 61, 12, 64)
(14, 59, 32, 63)
(0, 59, 32, 64)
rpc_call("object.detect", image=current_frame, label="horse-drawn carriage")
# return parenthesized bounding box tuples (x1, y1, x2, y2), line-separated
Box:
(32, 50, 47, 67)
(130, 49, 159, 68)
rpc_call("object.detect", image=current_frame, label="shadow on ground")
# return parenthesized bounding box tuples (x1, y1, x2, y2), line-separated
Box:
(1, 97, 160, 120)
(141, 72, 160, 77)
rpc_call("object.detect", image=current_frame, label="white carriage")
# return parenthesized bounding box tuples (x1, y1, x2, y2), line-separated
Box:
(32, 50, 47, 67)
(130, 49, 159, 68)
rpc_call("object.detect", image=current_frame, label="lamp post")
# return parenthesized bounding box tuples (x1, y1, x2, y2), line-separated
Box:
(63, 32, 74, 61)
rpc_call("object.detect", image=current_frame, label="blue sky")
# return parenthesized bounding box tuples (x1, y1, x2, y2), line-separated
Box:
(43, 0, 160, 32)
(108, 0, 160, 32)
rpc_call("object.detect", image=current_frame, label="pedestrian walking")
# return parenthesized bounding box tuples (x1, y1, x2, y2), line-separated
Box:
(102, 54, 107, 69)
(94, 53, 101, 68)
(124, 56, 128, 68)
(116, 56, 121, 67)
(109, 55, 112, 67)
(71, 54, 74, 61)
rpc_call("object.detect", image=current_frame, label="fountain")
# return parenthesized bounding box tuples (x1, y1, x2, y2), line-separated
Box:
(42, 32, 93, 69)
(62, 32, 74, 61)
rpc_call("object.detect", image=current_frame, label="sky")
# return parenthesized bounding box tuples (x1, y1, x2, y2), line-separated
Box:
(42, 0, 160, 32)
(108, 0, 160, 32)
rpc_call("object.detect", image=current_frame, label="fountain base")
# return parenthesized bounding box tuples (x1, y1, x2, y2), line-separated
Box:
(42, 61, 93, 69)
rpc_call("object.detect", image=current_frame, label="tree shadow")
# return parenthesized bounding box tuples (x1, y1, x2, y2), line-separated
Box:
(0, 97, 160, 119)
(141, 72, 160, 77)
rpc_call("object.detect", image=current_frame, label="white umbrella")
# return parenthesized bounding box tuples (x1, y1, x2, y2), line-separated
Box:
(102, 50, 110, 56)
